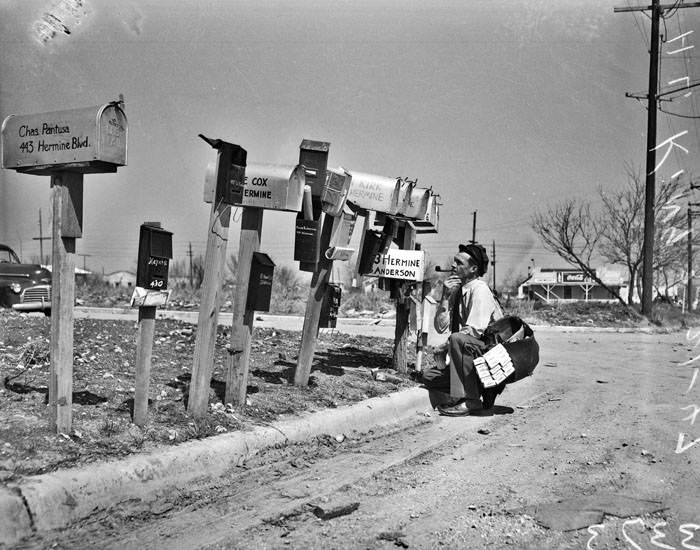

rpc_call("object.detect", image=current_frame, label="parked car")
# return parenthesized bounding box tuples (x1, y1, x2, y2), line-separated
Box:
(0, 244, 52, 314)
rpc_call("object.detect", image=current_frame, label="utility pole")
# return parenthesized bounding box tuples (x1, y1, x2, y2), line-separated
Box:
(77, 253, 91, 271)
(689, 201, 700, 311)
(187, 242, 194, 288)
(615, 1, 700, 315)
(32, 208, 51, 265)
(471, 211, 477, 244)
(492, 240, 497, 293)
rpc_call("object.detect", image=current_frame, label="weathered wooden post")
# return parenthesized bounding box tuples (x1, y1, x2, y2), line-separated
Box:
(225, 164, 305, 404)
(293, 140, 332, 387)
(392, 223, 417, 373)
(131, 222, 173, 426)
(1, 101, 127, 433)
(188, 135, 246, 417)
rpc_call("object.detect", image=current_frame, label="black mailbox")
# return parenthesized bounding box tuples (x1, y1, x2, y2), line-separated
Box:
(299, 139, 330, 199)
(319, 283, 342, 329)
(357, 230, 392, 275)
(199, 134, 247, 205)
(137, 223, 173, 290)
(294, 218, 323, 270)
(246, 252, 275, 312)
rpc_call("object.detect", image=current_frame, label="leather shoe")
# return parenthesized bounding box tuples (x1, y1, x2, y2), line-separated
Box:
(438, 400, 482, 417)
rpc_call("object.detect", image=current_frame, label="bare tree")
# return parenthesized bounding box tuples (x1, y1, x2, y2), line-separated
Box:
(598, 166, 693, 303)
(531, 199, 629, 307)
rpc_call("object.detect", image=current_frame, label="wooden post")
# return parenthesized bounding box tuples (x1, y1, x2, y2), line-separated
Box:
(188, 200, 231, 417)
(225, 208, 263, 405)
(392, 223, 416, 373)
(295, 213, 334, 386)
(133, 306, 156, 426)
(49, 172, 83, 433)
(415, 280, 432, 372)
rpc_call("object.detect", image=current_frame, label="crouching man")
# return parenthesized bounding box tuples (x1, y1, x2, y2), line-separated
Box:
(422, 243, 503, 416)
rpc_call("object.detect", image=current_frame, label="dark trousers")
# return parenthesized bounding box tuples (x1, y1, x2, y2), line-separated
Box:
(422, 332, 486, 409)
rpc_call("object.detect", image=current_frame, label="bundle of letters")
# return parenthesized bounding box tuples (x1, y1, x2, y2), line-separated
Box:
(474, 344, 514, 388)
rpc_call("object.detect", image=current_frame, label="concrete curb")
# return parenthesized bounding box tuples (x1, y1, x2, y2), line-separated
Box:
(0, 387, 431, 545)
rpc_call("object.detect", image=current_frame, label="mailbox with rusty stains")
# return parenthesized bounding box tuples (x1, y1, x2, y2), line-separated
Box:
(345, 171, 410, 215)
(410, 193, 440, 234)
(321, 167, 352, 216)
(204, 163, 305, 212)
(299, 139, 330, 198)
(319, 283, 342, 329)
(245, 252, 275, 312)
(2, 102, 128, 175)
(294, 216, 324, 267)
(136, 223, 173, 291)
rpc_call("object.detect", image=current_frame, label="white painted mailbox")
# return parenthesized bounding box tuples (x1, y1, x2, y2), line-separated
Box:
(345, 171, 410, 215)
(2, 103, 127, 174)
(399, 186, 431, 220)
(321, 167, 353, 216)
(204, 162, 305, 212)
(409, 192, 440, 234)
(366, 248, 425, 281)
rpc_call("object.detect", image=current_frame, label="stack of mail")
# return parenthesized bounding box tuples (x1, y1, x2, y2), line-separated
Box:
(474, 344, 515, 388)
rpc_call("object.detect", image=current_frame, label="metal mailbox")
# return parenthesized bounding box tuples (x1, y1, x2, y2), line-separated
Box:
(325, 204, 358, 261)
(299, 139, 330, 197)
(2, 102, 127, 174)
(199, 135, 247, 206)
(410, 193, 440, 234)
(321, 167, 352, 216)
(345, 171, 409, 215)
(357, 229, 393, 275)
(319, 283, 342, 329)
(136, 223, 173, 291)
(246, 252, 275, 312)
(204, 163, 305, 212)
(399, 186, 431, 220)
(294, 216, 324, 267)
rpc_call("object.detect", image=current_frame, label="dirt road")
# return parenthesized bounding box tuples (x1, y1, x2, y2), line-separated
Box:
(15, 329, 699, 550)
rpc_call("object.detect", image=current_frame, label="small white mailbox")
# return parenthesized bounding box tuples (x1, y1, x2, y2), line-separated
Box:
(204, 163, 305, 212)
(2, 102, 127, 174)
(325, 204, 358, 261)
(321, 167, 353, 216)
(345, 171, 409, 215)
(399, 186, 431, 220)
(409, 193, 440, 234)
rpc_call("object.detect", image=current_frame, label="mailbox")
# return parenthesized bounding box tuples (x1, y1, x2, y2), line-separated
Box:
(345, 171, 410, 215)
(246, 252, 275, 312)
(136, 223, 173, 290)
(326, 204, 358, 261)
(319, 283, 342, 329)
(204, 163, 305, 212)
(410, 193, 440, 234)
(357, 229, 392, 275)
(2, 102, 127, 175)
(299, 139, 330, 198)
(399, 186, 431, 220)
(322, 167, 353, 216)
(199, 134, 247, 206)
(294, 216, 324, 266)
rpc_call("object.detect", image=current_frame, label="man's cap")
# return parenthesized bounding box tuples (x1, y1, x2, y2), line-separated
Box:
(458, 243, 489, 276)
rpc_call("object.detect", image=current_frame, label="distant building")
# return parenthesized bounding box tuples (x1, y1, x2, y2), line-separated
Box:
(518, 266, 627, 303)
(104, 271, 136, 288)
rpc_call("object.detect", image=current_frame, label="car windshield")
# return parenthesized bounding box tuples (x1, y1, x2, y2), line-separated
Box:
(0, 248, 20, 263)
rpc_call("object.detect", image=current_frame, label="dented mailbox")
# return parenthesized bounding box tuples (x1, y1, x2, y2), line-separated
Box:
(410, 193, 440, 234)
(2, 102, 127, 174)
(345, 171, 409, 215)
(203, 163, 305, 212)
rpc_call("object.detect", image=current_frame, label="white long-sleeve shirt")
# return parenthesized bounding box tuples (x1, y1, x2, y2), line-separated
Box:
(434, 278, 503, 337)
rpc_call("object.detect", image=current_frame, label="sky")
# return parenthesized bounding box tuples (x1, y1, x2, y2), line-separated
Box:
(2, 0, 700, 287)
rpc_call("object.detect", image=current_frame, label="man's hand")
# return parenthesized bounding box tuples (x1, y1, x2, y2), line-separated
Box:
(442, 274, 462, 298)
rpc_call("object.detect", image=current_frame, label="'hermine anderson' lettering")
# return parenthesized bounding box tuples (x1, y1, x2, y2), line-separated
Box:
(373, 255, 420, 267)
(243, 188, 272, 199)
